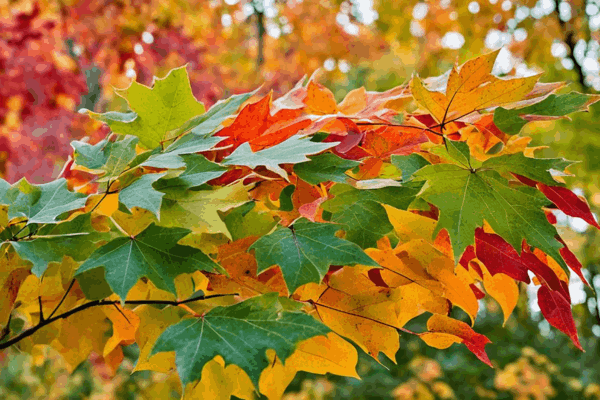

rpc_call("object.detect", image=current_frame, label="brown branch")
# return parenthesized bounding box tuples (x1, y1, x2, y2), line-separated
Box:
(0, 292, 237, 350)
(48, 279, 75, 319)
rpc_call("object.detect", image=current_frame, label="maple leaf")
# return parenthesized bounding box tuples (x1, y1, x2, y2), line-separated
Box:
(259, 332, 359, 399)
(0, 178, 87, 224)
(296, 266, 402, 362)
(214, 92, 309, 151)
(71, 136, 138, 180)
(0, 251, 30, 328)
(412, 141, 567, 272)
(9, 214, 111, 277)
(140, 135, 225, 170)
(366, 236, 478, 324)
(75, 223, 224, 300)
(151, 292, 330, 388)
(249, 218, 378, 293)
(410, 50, 539, 127)
(153, 154, 227, 191)
(293, 153, 360, 185)
(183, 356, 255, 400)
(222, 135, 338, 180)
(82, 66, 205, 149)
(119, 173, 166, 218)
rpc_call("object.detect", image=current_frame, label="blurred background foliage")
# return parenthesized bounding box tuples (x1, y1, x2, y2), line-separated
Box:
(2, 0, 600, 398)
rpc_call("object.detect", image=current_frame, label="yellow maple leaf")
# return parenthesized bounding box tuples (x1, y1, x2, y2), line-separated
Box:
(410, 50, 540, 128)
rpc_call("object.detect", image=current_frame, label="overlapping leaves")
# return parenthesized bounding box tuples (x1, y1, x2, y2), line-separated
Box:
(2, 54, 599, 398)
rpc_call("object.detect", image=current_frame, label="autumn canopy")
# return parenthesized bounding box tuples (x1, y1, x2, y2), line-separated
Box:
(1, 51, 599, 398)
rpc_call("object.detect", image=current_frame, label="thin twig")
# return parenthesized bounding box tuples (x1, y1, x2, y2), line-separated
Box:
(48, 279, 75, 319)
(37, 296, 44, 322)
(0, 292, 237, 350)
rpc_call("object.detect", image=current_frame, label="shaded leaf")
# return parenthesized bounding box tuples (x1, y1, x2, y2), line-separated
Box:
(294, 153, 360, 185)
(119, 173, 166, 218)
(250, 219, 378, 293)
(151, 292, 330, 388)
(1, 178, 87, 224)
(75, 223, 224, 300)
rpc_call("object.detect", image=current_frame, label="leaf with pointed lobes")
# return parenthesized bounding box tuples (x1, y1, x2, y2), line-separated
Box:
(119, 173, 166, 219)
(214, 92, 309, 152)
(82, 66, 205, 149)
(75, 223, 224, 301)
(152, 154, 227, 191)
(71, 136, 138, 179)
(537, 285, 583, 351)
(413, 141, 567, 273)
(294, 152, 360, 185)
(222, 135, 339, 180)
(258, 333, 359, 400)
(10, 214, 112, 277)
(182, 356, 255, 400)
(419, 314, 493, 367)
(151, 292, 330, 389)
(494, 92, 600, 135)
(0, 178, 87, 224)
(474, 228, 568, 298)
(537, 184, 600, 230)
(295, 266, 402, 362)
(410, 50, 539, 124)
(250, 218, 378, 294)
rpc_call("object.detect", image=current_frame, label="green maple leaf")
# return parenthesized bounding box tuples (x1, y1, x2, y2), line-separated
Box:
(321, 182, 423, 248)
(413, 141, 567, 271)
(159, 181, 250, 238)
(293, 153, 360, 184)
(81, 66, 205, 149)
(0, 178, 87, 224)
(71, 136, 138, 179)
(75, 223, 224, 300)
(140, 136, 225, 169)
(151, 292, 329, 388)
(119, 173, 166, 218)
(9, 214, 112, 276)
(222, 135, 339, 179)
(494, 92, 600, 135)
(153, 154, 227, 191)
(249, 219, 378, 293)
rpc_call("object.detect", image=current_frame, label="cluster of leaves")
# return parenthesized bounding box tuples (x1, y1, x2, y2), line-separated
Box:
(2, 51, 600, 398)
